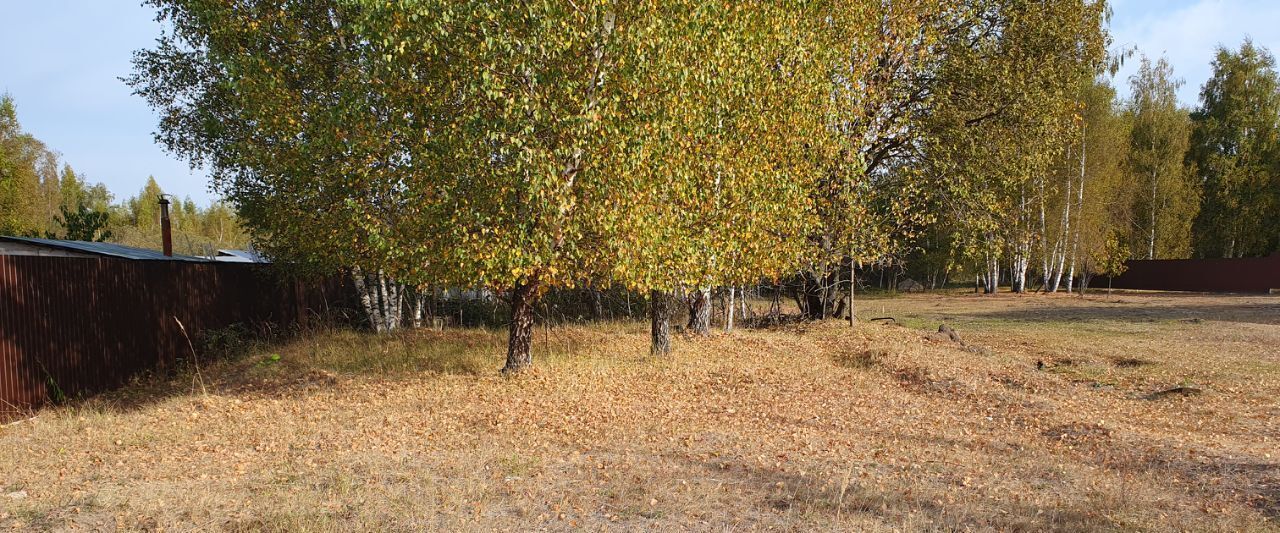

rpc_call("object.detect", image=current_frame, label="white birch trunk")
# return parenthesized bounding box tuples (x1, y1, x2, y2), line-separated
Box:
(386, 275, 402, 332)
(412, 289, 425, 329)
(984, 250, 1000, 294)
(1011, 188, 1030, 294)
(1065, 124, 1089, 293)
(1038, 174, 1053, 291)
(1011, 250, 1029, 294)
(724, 287, 735, 332)
(1148, 140, 1158, 260)
(1065, 253, 1077, 294)
(377, 270, 390, 332)
(351, 267, 381, 334)
(1049, 164, 1074, 292)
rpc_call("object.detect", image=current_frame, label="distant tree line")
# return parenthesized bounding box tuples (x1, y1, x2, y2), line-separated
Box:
(891, 38, 1280, 295)
(116, 0, 1280, 369)
(0, 95, 248, 255)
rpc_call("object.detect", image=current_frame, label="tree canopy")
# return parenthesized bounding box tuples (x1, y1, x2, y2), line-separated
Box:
(122, 0, 1280, 367)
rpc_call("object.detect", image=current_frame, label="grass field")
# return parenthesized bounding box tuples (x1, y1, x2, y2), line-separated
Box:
(2, 292, 1278, 531)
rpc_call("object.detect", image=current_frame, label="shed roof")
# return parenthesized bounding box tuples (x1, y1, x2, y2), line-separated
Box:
(215, 249, 269, 263)
(0, 236, 211, 262)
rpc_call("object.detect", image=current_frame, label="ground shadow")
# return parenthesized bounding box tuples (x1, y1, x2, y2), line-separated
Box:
(44, 326, 503, 417)
(941, 295, 1280, 327)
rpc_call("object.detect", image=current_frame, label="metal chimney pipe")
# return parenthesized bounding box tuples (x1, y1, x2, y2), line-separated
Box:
(158, 195, 173, 257)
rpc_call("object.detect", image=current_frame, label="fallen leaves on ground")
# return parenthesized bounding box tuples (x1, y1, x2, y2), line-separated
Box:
(1, 292, 1277, 531)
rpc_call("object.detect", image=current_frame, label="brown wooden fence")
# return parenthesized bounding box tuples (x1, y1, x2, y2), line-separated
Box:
(0, 256, 348, 419)
(1104, 253, 1280, 293)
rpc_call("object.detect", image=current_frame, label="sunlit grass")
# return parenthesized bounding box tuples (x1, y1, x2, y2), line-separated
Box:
(2, 292, 1277, 531)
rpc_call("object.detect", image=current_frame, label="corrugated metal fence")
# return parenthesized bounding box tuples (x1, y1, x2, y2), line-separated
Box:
(1105, 253, 1280, 293)
(0, 256, 348, 419)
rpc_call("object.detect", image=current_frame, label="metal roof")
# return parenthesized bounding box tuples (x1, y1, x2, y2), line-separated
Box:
(215, 249, 270, 263)
(0, 236, 211, 262)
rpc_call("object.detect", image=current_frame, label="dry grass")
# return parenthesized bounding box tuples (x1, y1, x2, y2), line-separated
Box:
(2, 292, 1278, 531)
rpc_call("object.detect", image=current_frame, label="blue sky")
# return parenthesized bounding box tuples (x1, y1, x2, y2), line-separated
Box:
(2, 1, 1278, 205)
(1109, 0, 1280, 102)
(0, 2, 209, 202)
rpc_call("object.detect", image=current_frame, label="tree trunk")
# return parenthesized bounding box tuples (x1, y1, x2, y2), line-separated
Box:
(411, 287, 425, 329)
(1051, 243, 1067, 292)
(503, 278, 540, 373)
(389, 277, 402, 331)
(590, 288, 604, 321)
(819, 236, 833, 319)
(353, 267, 402, 334)
(1039, 171, 1054, 291)
(650, 289, 671, 355)
(984, 253, 1000, 294)
(724, 287, 735, 332)
(375, 270, 400, 333)
(796, 266, 844, 321)
(1066, 137, 1089, 293)
(1148, 157, 1158, 259)
(848, 258, 857, 326)
(792, 280, 808, 317)
(377, 270, 390, 331)
(1049, 179, 1072, 293)
(379, 272, 402, 332)
(351, 267, 380, 333)
(687, 287, 711, 335)
(1065, 258, 1075, 293)
(1012, 188, 1030, 294)
(805, 289, 824, 319)
(1011, 251, 1029, 294)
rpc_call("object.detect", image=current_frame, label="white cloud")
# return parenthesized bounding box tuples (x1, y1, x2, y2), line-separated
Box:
(1109, 0, 1280, 106)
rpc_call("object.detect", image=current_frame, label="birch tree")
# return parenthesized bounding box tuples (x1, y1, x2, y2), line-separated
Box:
(1058, 79, 1132, 293)
(795, 0, 964, 320)
(1126, 56, 1197, 259)
(129, 0, 417, 332)
(603, 2, 820, 353)
(1189, 40, 1280, 258)
(131, 0, 820, 368)
(924, 0, 1107, 294)
(1039, 77, 1131, 293)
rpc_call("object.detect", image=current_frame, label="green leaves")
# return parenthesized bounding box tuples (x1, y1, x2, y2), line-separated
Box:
(1188, 40, 1280, 258)
(1126, 55, 1197, 259)
(917, 0, 1109, 265)
(128, 0, 1117, 308)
